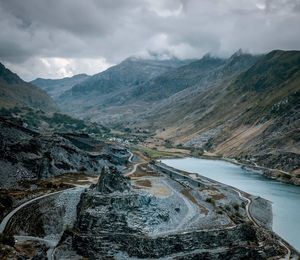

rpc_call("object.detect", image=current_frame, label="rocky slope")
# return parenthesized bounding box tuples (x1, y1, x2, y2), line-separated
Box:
(128, 54, 227, 102)
(52, 164, 287, 259)
(31, 73, 90, 100)
(145, 50, 300, 181)
(0, 114, 131, 258)
(0, 116, 128, 188)
(0, 106, 110, 137)
(0, 63, 57, 111)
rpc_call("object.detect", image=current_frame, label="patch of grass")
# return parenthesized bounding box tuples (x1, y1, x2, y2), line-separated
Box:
(181, 188, 198, 205)
(129, 170, 159, 178)
(137, 146, 175, 160)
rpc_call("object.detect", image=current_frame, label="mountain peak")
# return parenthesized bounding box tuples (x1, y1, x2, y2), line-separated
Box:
(230, 49, 248, 57)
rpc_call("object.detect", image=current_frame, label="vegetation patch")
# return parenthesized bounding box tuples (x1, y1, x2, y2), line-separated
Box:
(137, 146, 178, 160)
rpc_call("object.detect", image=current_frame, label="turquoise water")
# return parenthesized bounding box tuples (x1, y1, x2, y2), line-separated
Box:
(162, 157, 300, 251)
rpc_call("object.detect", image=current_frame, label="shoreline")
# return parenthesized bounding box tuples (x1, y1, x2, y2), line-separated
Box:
(137, 144, 299, 186)
(156, 149, 300, 186)
(156, 160, 300, 257)
(201, 155, 300, 186)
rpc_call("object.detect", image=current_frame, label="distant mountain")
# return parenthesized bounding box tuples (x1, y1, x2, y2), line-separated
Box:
(31, 73, 90, 100)
(129, 51, 260, 102)
(55, 53, 260, 124)
(57, 57, 193, 120)
(66, 57, 192, 96)
(130, 55, 227, 101)
(0, 63, 57, 111)
(139, 50, 261, 126)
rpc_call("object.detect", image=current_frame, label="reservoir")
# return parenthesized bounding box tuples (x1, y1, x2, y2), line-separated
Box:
(162, 157, 300, 251)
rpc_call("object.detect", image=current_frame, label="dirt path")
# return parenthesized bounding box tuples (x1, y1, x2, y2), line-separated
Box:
(125, 151, 145, 177)
(127, 152, 201, 232)
(232, 188, 291, 259)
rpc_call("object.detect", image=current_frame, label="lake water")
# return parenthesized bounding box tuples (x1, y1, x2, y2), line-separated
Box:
(161, 157, 300, 251)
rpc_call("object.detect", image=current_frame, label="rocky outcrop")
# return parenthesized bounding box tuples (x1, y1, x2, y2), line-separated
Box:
(92, 166, 131, 193)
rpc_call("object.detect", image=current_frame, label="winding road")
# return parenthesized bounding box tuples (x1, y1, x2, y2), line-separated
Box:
(127, 153, 204, 235)
(233, 189, 291, 259)
(124, 150, 144, 176)
(162, 179, 198, 231)
(232, 189, 258, 227)
(0, 188, 76, 233)
(0, 188, 80, 260)
(0, 186, 88, 260)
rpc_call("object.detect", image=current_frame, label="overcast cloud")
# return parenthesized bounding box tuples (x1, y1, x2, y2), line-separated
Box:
(0, 0, 300, 81)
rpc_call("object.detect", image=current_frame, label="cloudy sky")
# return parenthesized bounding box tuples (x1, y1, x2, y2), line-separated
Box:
(0, 0, 300, 81)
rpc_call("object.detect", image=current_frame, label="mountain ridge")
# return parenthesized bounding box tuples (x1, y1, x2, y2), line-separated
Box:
(0, 63, 57, 112)
(56, 57, 194, 120)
